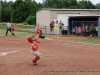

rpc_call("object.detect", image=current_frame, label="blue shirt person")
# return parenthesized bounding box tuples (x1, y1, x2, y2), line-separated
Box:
(59, 20, 64, 34)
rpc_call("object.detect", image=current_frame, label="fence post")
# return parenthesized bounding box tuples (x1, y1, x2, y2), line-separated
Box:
(45, 25, 46, 34)
(81, 21, 82, 36)
(98, 17, 100, 37)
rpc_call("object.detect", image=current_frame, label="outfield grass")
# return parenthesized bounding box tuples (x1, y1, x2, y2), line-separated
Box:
(0, 29, 35, 36)
(0, 29, 100, 44)
(63, 37, 100, 44)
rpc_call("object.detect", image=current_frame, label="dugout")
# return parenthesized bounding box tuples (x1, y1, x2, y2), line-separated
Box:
(68, 15, 100, 37)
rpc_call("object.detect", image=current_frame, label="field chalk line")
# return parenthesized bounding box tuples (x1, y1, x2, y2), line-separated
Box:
(0, 51, 17, 56)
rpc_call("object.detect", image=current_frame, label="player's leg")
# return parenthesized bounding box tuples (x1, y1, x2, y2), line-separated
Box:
(6, 29, 8, 36)
(12, 31, 15, 36)
(31, 50, 41, 65)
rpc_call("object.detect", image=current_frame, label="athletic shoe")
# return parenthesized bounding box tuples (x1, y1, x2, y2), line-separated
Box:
(32, 61, 37, 65)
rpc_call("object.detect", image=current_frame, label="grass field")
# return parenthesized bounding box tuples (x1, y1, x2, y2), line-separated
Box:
(0, 29, 100, 44)
(0, 29, 35, 36)
(67, 38, 100, 44)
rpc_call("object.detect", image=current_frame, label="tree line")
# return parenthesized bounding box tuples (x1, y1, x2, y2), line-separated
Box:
(1, 0, 100, 25)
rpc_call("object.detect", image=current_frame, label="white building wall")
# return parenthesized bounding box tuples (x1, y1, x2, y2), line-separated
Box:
(36, 10, 50, 26)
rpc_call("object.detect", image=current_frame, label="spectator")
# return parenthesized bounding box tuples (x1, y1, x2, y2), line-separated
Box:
(72, 27, 75, 35)
(75, 25, 78, 35)
(90, 24, 94, 37)
(54, 21, 59, 39)
(50, 20, 55, 34)
(78, 26, 81, 36)
(96, 26, 98, 36)
(59, 20, 64, 34)
(85, 24, 90, 36)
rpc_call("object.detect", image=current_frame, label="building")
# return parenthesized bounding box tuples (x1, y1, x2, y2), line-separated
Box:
(36, 8, 100, 36)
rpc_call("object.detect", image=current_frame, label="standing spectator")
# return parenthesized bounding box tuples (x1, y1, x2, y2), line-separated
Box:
(82, 23, 85, 36)
(75, 25, 78, 35)
(6, 21, 11, 36)
(54, 21, 59, 39)
(96, 26, 98, 37)
(59, 20, 64, 34)
(90, 24, 94, 37)
(50, 20, 55, 34)
(85, 24, 89, 36)
(78, 26, 81, 36)
(72, 27, 75, 35)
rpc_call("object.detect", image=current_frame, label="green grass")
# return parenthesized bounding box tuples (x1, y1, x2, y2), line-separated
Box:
(0, 28, 100, 44)
(66, 38, 100, 44)
(0, 29, 35, 36)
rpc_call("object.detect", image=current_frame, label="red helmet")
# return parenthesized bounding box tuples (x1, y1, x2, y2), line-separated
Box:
(27, 36, 34, 43)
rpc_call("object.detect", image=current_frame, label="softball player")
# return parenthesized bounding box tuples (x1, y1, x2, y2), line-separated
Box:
(11, 25, 15, 36)
(35, 24, 40, 42)
(27, 35, 41, 65)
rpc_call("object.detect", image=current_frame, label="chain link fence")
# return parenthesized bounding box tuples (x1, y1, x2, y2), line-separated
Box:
(0, 23, 67, 35)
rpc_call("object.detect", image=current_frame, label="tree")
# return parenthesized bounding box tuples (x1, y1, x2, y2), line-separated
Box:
(43, 0, 64, 8)
(95, 3, 100, 9)
(1, 0, 99, 23)
(77, 0, 96, 9)
(68, 6, 77, 9)
(25, 15, 36, 25)
(1, 1, 13, 22)
(11, 0, 38, 24)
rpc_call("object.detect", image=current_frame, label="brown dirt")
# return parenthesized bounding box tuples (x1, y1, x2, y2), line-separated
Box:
(0, 36, 100, 75)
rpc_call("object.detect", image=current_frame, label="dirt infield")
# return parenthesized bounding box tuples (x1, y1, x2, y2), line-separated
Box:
(0, 36, 100, 75)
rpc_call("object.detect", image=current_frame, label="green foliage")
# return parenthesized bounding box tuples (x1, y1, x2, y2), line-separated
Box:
(11, 0, 37, 23)
(95, 3, 100, 9)
(68, 6, 77, 9)
(1, 0, 100, 23)
(78, 0, 96, 9)
(1, 1, 13, 22)
(22, 22, 28, 25)
(25, 15, 36, 25)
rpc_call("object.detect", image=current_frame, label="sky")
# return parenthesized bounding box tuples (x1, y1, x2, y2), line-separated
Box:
(2, 0, 100, 5)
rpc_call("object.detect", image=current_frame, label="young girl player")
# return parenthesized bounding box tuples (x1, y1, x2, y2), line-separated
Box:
(27, 35, 41, 65)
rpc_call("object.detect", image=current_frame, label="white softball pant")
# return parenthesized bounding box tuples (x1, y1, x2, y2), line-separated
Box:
(31, 50, 41, 58)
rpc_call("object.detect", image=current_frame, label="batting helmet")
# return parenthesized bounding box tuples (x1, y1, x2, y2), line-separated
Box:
(27, 35, 34, 43)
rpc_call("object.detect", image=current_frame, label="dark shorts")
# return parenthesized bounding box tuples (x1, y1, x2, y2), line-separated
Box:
(8, 28, 11, 32)
(50, 28, 54, 32)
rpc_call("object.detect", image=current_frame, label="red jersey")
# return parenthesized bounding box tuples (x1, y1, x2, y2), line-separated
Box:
(31, 40, 38, 51)
(36, 26, 40, 32)
(36, 26, 40, 35)
(11, 25, 14, 31)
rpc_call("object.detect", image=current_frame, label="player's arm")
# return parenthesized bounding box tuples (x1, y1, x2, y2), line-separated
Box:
(32, 44, 38, 50)
(36, 36, 39, 41)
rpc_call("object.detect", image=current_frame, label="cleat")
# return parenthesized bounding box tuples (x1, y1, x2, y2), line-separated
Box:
(32, 61, 37, 65)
